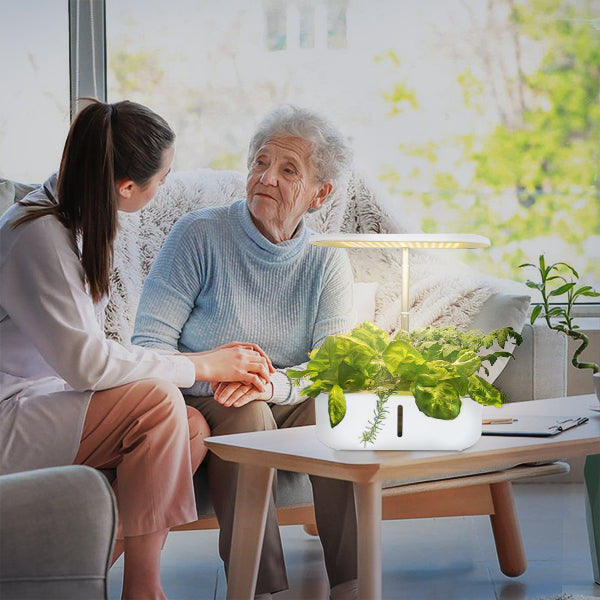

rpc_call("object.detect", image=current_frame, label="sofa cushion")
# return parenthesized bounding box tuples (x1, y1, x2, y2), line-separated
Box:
(469, 292, 531, 384)
(494, 322, 568, 402)
(0, 178, 38, 215)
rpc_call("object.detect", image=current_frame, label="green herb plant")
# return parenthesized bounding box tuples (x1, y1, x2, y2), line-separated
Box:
(520, 255, 599, 374)
(287, 322, 523, 446)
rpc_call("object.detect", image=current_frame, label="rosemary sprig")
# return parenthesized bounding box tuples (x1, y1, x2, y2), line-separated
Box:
(359, 395, 389, 447)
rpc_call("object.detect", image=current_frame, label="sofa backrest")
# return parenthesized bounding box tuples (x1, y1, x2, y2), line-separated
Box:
(107, 168, 530, 351)
(2, 172, 532, 388)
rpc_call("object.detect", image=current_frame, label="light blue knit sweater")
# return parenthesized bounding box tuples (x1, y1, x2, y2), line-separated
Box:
(132, 199, 355, 404)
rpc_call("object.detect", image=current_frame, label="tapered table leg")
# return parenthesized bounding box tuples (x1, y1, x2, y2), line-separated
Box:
(226, 464, 275, 600)
(489, 481, 527, 577)
(354, 481, 382, 600)
(585, 454, 600, 585)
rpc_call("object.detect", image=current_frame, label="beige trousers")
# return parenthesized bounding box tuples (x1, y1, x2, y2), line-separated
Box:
(74, 378, 209, 538)
(186, 395, 358, 595)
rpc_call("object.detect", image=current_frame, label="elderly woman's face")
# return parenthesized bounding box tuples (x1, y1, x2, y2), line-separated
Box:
(246, 136, 332, 244)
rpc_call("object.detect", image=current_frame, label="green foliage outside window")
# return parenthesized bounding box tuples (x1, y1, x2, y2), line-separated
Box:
(379, 0, 600, 286)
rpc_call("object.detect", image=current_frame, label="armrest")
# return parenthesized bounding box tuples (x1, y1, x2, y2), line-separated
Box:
(464, 291, 568, 401)
(495, 322, 568, 402)
(0, 465, 117, 600)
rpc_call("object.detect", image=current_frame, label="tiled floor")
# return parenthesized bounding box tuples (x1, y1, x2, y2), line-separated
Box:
(108, 482, 599, 600)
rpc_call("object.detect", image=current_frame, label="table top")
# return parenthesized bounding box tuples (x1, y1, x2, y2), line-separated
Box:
(204, 395, 600, 484)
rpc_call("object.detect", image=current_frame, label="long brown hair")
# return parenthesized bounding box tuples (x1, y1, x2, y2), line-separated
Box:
(13, 99, 175, 303)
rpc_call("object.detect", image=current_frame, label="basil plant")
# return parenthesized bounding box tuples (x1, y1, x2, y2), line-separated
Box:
(287, 322, 522, 445)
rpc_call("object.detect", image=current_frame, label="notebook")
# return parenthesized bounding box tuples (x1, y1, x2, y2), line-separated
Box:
(482, 416, 589, 437)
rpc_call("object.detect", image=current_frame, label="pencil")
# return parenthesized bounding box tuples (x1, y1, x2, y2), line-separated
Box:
(482, 418, 517, 425)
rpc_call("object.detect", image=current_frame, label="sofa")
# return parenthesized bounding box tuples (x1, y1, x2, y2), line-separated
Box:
(0, 171, 570, 579)
(0, 171, 569, 404)
(0, 465, 117, 600)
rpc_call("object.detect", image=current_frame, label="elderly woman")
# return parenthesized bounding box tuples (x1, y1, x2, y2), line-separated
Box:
(133, 105, 358, 600)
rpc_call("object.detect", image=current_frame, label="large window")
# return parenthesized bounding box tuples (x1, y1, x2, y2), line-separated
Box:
(105, 0, 599, 291)
(0, 1, 70, 183)
(2, 0, 583, 294)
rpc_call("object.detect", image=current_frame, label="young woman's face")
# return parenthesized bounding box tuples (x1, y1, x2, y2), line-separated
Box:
(117, 145, 175, 213)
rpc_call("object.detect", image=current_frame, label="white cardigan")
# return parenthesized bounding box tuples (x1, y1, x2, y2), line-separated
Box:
(0, 185, 195, 475)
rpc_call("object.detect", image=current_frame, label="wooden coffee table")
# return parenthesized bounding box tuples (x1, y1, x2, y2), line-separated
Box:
(204, 394, 600, 600)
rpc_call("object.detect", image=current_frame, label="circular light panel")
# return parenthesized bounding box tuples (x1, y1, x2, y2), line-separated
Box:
(309, 233, 491, 249)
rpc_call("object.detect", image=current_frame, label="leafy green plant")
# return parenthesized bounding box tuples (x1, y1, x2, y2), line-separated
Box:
(520, 255, 599, 374)
(287, 322, 523, 445)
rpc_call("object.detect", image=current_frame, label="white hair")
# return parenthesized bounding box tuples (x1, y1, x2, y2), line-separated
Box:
(247, 104, 353, 186)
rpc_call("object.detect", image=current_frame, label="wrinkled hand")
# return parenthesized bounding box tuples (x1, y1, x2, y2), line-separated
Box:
(212, 380, 274, 408)
(185, 342, 274, 392)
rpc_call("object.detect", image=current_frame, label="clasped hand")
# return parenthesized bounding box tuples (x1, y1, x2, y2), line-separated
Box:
(210, 342, 275, 408)
(212, 378, 274, 408)
(185, 342, 274, 402)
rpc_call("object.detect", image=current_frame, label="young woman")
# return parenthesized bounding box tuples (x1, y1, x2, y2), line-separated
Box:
(0, 99, 272, 600)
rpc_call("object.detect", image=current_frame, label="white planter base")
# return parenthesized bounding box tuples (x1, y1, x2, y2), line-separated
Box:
(315, 392, 483, 451)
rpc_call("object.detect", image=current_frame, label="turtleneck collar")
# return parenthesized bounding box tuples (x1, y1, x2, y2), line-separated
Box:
(234, 199, 308, 262)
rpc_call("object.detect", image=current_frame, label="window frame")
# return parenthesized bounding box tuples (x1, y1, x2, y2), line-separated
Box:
(69, 0, 107, 115)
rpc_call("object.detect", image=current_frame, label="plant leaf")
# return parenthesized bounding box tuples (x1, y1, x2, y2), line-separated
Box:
(545, 306, 566, 318)
(300, 381, 326, 398)
(349, 321, 390, 353)
(343, 341, 379, 372)
(328, 384, 347, 428)
(286, 368, 309, 381)
(468, 375, 505, 407)
(337, 362, 370, 391)
(411, 379, 462, 420)
(495, 327, 510, 347)
(553, 262, 579, 279)
(452, 349, 482, 377)
(530, 303, 543, 324)
(549, 282, 576, 297)
(382, 340, 426, 378)
(538, 254, 546, 272)
(576, 287, 600, 297)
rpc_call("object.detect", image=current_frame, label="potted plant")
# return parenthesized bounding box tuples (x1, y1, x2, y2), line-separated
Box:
(520, 255, 600, 401)
(287, 321, 522, 450)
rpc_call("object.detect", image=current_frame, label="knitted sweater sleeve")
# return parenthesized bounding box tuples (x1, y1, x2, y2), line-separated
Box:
(133, 214, 203, 351)
(269, 247, 355, 405)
